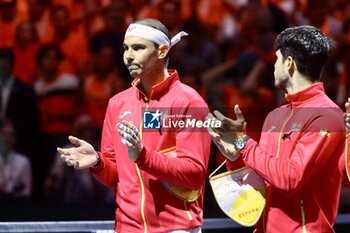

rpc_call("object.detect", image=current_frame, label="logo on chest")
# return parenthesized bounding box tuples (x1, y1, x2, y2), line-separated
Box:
(119, 111, 132, 119)
(282, 123, 302, 140)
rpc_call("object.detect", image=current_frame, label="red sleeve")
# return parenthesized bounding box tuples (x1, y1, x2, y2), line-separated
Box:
(90, 99, 119, 187)
(136, 101, 211, 190)
(241, 116, 345, 194)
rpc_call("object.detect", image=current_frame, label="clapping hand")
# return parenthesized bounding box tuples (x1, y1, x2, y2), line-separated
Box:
(117, 121, 143, 161)
(57, 136, 99, 169)
(207, 105, 247, 161)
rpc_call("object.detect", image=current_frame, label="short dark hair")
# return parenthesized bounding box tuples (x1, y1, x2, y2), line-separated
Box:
(36, 44, 64, 64)
(274, 25, 330, 81)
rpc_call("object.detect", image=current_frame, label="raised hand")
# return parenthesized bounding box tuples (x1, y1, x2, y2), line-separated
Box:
(117, 120, 143, 161)
(206, 105, 247, 161)
(211, 105, 247, 140)
(57, 136, 99, 169)
(207, 123, 239, 161)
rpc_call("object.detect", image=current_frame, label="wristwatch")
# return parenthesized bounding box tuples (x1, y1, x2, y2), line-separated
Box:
(233, 135, 250, 152)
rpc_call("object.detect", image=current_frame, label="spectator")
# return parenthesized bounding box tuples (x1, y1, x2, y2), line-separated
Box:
(0, 47, 39, 180)
(0, 0, 19, 48)
(156, 0, 184, 38)
(27, 0, 52, 43)
(13, 20, 41, 85)
(78, 0, 105, 39)
(82, 42, 128, 131)
(0, 118, 32, 199)
(201, 1, 276, 141)
(44, 4, 89, 74)
(172, 17, 221, 97)
(33, 44, 79, 199)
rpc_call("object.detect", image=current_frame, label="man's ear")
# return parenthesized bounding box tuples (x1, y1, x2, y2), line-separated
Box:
(286, 56, 295, 77)
(158, 44, 169, 59)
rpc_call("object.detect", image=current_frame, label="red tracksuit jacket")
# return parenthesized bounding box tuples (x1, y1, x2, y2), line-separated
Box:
(235, 83, 345, 233)
(90, 70, 211, 233)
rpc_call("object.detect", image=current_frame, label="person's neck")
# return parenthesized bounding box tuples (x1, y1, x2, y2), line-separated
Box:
(140, 67, 169, 97)
(285, 74, 315, 95)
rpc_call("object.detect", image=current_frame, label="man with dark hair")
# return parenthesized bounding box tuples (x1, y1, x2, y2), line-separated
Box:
(207, 25, 345, 233)
(58, 18, 211, 233)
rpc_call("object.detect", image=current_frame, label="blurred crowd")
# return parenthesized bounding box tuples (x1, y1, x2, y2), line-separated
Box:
(0, 0, 350, 214)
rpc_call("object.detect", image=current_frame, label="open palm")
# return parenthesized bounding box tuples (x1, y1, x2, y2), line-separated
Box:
(57, 136, 99, 169)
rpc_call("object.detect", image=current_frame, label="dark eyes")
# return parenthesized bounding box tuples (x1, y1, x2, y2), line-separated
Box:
(133, 45, 146, 50)
(123, 44, 146, 51)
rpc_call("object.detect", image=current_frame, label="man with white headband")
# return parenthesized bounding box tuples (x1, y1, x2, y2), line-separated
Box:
(57, 18, 211, 233)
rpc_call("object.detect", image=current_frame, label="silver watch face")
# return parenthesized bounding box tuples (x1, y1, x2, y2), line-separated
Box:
(236, 139, 245, 150)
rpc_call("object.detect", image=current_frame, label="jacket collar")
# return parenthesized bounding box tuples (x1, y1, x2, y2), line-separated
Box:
(285, 82, 325, 107)
(131, 69, 179, 101)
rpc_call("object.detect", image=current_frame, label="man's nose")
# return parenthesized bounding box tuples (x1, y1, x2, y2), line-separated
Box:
(125, 49, 134, 60)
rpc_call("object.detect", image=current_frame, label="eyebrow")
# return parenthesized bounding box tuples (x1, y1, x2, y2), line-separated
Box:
(123, 42, 146, 47)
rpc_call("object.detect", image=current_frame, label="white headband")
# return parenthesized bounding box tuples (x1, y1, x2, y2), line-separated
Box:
(125, 23, 188, 48)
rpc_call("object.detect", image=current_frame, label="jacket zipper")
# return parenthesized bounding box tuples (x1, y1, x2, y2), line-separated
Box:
(135, 86, 154, 233)
(262, 106, 295, 232)
(300, 200, 306, 233)
(276, 107, 294, 159)
(136, 164, 147, 233)
(135, 93, 150, 233)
